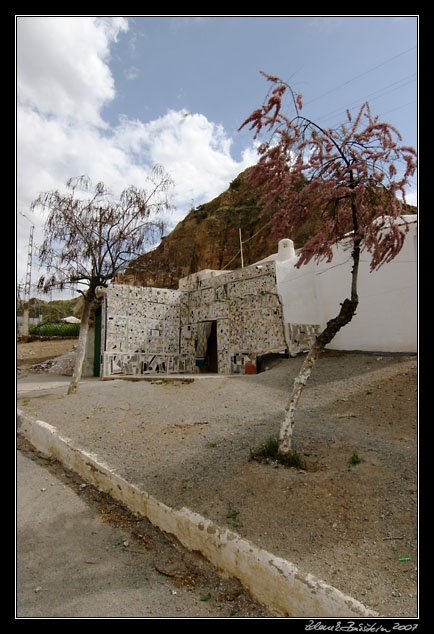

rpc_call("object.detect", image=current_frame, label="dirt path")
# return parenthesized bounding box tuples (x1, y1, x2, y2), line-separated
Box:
(17, 340, 418, 617)
(17, 437, 273, 618)
(17, 338, 77, 369)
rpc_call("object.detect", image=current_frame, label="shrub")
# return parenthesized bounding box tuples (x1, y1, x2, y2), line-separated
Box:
(350, 451, 362, 465)
(29, 321, 80, 337)
(249, 435, 307, 470)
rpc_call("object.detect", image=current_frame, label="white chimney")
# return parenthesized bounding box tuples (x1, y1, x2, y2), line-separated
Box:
(277, 239, 296, 261)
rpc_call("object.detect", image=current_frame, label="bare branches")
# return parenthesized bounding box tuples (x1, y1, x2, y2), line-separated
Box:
(31, 165, 174, 297)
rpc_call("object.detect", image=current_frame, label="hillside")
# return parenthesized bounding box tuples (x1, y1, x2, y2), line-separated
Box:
(17, 296, 80, 321)
(122, 168, 298, 289)
(123, 167, 416, 290)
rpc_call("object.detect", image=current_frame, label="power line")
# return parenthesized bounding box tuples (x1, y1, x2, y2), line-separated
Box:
(378, 99, 417, 118)
(304, 45, 416, 107)
(317, 73, 417, 125)
(222, 219, 272, 270)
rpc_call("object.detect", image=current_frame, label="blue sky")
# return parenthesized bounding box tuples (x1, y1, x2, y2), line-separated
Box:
(16, 15, 418, 299)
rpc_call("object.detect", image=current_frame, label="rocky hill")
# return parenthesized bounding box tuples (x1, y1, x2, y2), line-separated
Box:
(122, 168, 307, 289)
(122, 167, 416, 290)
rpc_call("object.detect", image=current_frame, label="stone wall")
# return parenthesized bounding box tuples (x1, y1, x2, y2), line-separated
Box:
(101, 261, 287, 377)
(100, 217, 417, 377)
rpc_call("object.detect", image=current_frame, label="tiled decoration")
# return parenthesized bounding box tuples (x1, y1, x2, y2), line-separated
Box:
(101, 262, 314, 377)
(287, 323, 321, 356)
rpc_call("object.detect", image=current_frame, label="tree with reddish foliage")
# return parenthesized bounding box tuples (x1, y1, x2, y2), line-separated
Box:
(239, 71, 417, 455)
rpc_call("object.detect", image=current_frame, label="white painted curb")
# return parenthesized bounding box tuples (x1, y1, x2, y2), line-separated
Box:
(17, 409, 378, 618)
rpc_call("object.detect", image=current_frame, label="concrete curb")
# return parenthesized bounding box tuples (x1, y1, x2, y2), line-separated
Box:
(17, 409, 378, 619)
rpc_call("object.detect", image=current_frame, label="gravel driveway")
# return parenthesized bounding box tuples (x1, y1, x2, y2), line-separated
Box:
(18, 348, 418, 617)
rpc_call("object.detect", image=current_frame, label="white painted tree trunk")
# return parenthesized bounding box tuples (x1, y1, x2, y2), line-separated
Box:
(21, 308, 29, 336)
(280, 199, 362, 456)
(67, 297, 93, 395)
(279, 344, 322, 454)
(278, 294, 359, 455)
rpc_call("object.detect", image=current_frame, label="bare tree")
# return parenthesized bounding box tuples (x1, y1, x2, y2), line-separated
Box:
(31, 165, 174, 394)
(239, 71, 417, 455)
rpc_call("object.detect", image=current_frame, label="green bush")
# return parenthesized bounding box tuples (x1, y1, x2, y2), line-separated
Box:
(350, 451, 362, 465)
(29, 321, 80, 337)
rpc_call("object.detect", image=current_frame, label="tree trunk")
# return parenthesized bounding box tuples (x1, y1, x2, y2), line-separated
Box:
(67, 295, 94, 395)
(279, 239, 361, 455)
(21, 307, 29, 336)
(279, 298, 358, 453)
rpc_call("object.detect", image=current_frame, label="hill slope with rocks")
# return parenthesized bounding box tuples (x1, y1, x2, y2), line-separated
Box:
(121, 167, 416, 290)
(121, 168, 304, 289)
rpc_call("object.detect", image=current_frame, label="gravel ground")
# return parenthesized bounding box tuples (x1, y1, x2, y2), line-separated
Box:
(17, 343, 418, 618)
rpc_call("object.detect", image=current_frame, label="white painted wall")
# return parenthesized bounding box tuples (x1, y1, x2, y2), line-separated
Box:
(270, 216, 417, 354)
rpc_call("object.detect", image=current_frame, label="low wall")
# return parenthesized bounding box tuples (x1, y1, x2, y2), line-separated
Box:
(17, 410, 378, 619)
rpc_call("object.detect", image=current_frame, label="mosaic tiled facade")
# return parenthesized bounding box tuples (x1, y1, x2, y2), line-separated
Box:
(286, 323, 321, 357)
(101, 261, 299, 377)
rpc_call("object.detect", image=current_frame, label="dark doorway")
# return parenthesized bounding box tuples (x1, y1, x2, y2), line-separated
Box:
(206, 320, 218, 373)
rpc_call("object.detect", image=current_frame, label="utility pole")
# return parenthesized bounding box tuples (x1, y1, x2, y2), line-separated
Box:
(20, 213, 34, 336)
(239, 227, 244, 269)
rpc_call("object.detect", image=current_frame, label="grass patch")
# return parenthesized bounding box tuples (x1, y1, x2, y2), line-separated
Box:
(29, 321, 80, 337)
(349, 451, 362, 465)
(226, 502, 240, 520)
(249, 436, 307, 470)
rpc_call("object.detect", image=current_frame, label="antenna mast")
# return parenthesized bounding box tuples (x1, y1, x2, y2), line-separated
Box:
(19, 213, 35, 336)
(24, 224, 34, 304)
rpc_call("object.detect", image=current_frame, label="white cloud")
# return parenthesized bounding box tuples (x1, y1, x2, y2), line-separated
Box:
(113, 110, 256, 224)
(405, 189, 418, 207)
(125, 66, 140, 81)
(16, 16, 258, 296)
(17, 16, 128, 127)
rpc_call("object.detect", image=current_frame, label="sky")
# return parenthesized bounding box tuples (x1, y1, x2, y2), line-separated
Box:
(16, 15, 418, 300)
